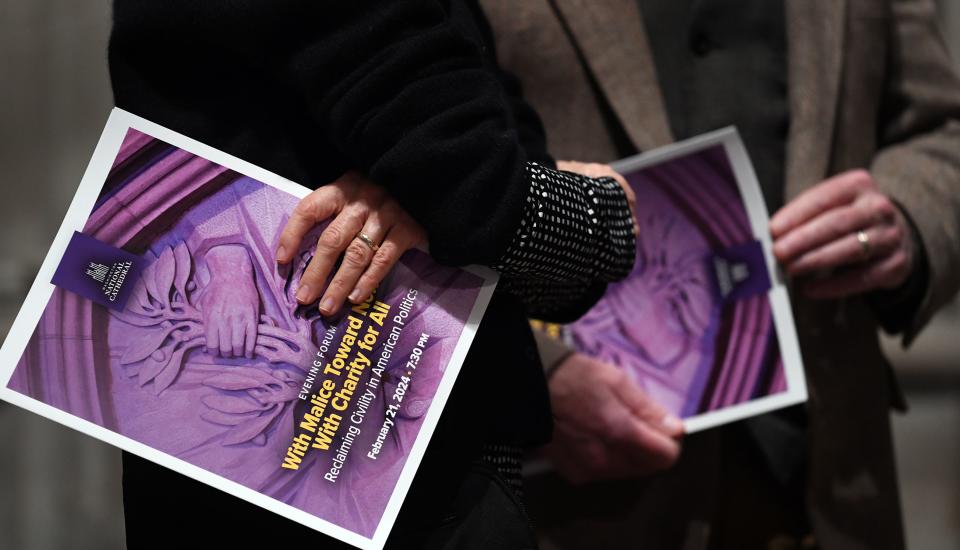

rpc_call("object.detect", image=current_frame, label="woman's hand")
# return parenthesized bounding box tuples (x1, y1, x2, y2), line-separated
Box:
(276, 170, 427, 316)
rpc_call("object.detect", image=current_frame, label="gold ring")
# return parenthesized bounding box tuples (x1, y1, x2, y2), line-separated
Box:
(856, 230, 871, 260)
(355, 232, 379, 252)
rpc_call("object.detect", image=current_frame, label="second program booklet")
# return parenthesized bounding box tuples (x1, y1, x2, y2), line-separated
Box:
(542, 128, 807, 432)
(0, 109, 497, 550)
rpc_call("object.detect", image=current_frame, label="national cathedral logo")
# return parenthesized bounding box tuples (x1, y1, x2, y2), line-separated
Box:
(709, 240, 771, 303)
(89, 259, 134, 303)
(52, 231, 145, 311)
(86, 262, 110, 283)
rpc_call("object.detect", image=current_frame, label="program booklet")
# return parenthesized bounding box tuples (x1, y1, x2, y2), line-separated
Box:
(0, 108, 497, 550)
(536, 128, 807, 432)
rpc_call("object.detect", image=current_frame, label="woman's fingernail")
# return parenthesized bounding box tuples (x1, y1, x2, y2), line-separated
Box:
(276, 244, 287, 261)
(662, 415, 684, 434)
(348, 289, 361, 302)
(295, 283, 311, 303)
(320, 296, 335, 314)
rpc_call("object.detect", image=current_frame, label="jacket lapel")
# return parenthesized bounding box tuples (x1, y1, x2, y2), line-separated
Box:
(549, 0, 673, 152)
(551, 0, 847, 198)
(784, 0, 848, 199)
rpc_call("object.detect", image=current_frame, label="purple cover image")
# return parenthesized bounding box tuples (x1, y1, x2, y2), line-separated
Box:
(564, 141, 794, 421)
(2, 120, 491, 546)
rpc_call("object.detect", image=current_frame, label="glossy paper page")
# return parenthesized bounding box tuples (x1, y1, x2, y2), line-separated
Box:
(0, 109, 497, 550)
(562, 129, 806, 432)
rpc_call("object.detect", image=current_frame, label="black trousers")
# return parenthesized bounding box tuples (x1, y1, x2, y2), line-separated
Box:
(121, 450, 538, 550)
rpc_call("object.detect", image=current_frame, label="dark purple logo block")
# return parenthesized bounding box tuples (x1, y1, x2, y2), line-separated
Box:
(51, 231, 146, 311)
(708, 239, 771, 303)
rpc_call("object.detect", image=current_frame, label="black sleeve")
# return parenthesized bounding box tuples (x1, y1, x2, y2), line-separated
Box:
(490, 161, 637, 321)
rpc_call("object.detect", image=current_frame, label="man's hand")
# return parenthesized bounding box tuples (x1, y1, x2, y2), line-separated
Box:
(276, 170, 427, 316)
(542, 352, 684, 484)
(557, 160, 638, 236)
(770, 169, 916, 299)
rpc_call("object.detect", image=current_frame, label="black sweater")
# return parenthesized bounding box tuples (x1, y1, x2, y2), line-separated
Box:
(109, 0, 635, 542)
(111, 0, 560, 265)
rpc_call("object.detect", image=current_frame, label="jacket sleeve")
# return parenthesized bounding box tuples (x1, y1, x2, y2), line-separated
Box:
(868, 0, 960, 346)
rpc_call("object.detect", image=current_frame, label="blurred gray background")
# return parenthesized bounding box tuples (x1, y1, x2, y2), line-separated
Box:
(1, 1, 959, 549)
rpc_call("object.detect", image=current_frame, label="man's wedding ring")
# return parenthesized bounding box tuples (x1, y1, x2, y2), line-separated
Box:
(856, 230, 871, 260)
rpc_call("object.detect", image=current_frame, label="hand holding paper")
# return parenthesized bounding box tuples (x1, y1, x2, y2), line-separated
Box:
(0, 110, 497, 550)
(770, 169, 916, 298)
(551, 129, 807, 433)
(276, 169, 427, 316)
(544, 352, 683, 484)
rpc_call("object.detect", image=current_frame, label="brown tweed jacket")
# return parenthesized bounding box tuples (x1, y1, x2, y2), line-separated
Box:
(480, 0, 960, 548)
